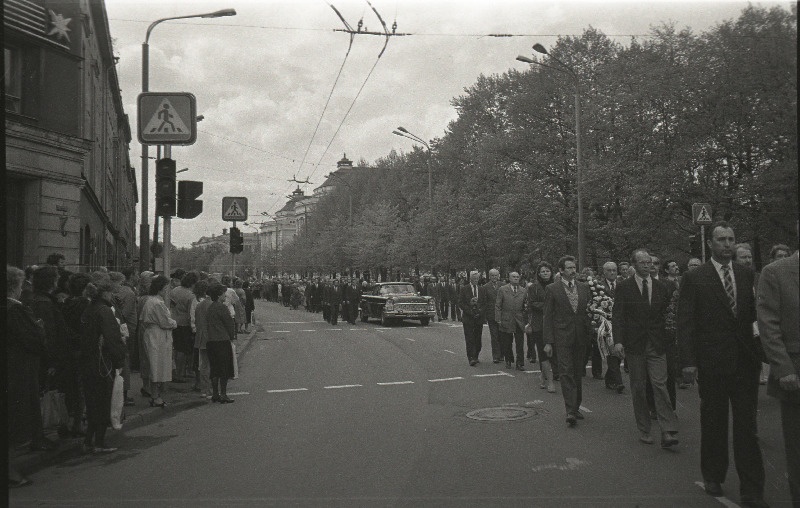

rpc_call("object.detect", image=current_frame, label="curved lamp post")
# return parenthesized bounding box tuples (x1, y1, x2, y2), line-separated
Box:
(517, 44, 585, 269)
(139, 8, 236, 272)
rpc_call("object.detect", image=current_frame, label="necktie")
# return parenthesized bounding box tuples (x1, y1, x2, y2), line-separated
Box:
(721, 265, 736, 315)
(641, 278, 649, 304)
(513, 286, 517, 294)
(567, 281, 578, 312)
(472, 285, 477, 298)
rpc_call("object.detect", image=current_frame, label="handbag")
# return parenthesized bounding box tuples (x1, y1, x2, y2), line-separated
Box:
(231, 341, 239, 379)
(110, 369, 124, 430)
(41, 390, 68, 429)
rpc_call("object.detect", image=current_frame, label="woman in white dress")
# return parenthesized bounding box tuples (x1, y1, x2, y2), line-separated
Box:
(139, 275, 176, 407)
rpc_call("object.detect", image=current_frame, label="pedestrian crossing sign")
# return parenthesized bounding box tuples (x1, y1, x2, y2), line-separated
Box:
(692, 203, 713, 225)
(137, 92, 197, 145)
(222, 197, 248, 221)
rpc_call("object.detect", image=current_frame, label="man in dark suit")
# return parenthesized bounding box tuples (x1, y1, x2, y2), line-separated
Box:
(480, 269, 504, 363)
(495, 271, 528, 371)
(459, 271, 484, 366)
(328, 279, 342, 326)
(597, 261, 624, 393)
(543, 255, 592, 426)
(448, 278, 461, 322)
(757, 249, 799, 506)
(613, 249, 679, 447)
(678, 222, 766, 507)
(343, 278, 361, 325)
(433, 277, 448, 321)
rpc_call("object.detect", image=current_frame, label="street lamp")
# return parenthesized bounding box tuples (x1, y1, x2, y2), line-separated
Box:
(326, 172, 353, 227)
(393, 127, 432, 207)
(516, 44, 585, 269)
(139, 8, 236, 272)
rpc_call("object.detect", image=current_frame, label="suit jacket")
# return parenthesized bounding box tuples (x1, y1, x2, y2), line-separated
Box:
(432, 283, 448, 301)
(447, 283, 460, 302)
(542, 280, 591, 347)
(526, 281, 548, 333)
(459, 283, 484, 324)
(612, 276, 670, 355)
(479, 281, 501, 323)
(327, 284, 342, 305)
(343, 284, 361, 304)
(597, 279, 618, 299)
(757, 251, 799, 402)
(495, 284, 527, 333)
(677, 260, 759, 375)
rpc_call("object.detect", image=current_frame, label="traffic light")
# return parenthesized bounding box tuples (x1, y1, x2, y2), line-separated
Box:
(155, 158, 176, 217)
(229, 227, 244, 254)
(689, 234, 701, 258)
(177, 181, 203, 219)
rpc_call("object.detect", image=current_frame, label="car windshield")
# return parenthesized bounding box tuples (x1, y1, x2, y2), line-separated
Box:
(378, 284, 417, 295)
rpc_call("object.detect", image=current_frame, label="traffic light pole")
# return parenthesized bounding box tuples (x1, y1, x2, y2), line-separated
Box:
(163, 145, 172, 278)
(232, 220, 237, 278)
(700, 225, 706, 263)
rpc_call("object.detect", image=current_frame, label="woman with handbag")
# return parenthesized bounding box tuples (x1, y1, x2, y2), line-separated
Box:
(205, 283, 236, 403)
(79, 279, 127, 454)
(140, 275, 177, 408)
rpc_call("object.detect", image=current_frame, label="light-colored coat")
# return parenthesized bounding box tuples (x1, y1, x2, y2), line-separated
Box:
(140, 295, 177, 382)
(495, 283, 528, 333)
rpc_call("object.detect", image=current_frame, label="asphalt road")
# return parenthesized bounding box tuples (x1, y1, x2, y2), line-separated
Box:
(10, 300, 793, 507)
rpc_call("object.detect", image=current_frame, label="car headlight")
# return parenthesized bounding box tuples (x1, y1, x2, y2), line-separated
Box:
(428, 300, 435, 311)
(385, 300, 394, 311)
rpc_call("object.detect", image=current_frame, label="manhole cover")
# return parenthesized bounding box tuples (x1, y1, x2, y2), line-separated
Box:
(466, 407, 543, 421)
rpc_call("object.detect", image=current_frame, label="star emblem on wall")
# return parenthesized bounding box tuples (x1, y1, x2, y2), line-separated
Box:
(47, 10, 72, 43)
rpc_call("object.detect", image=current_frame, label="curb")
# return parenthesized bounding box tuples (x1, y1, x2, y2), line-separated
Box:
(13, 326, 259, 477)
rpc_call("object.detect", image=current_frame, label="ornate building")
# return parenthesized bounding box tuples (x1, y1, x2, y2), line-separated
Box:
(5, 0, 137, 270)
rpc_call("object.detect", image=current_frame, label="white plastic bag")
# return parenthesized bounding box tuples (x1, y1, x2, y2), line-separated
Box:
(110, 369, 124, 430)
(231, 342, 239, 379)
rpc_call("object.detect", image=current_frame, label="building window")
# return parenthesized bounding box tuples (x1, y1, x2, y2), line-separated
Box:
(4, 46, 22, 113)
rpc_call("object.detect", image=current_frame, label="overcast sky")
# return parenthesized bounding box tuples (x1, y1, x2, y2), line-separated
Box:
(105, 0, 790, 247)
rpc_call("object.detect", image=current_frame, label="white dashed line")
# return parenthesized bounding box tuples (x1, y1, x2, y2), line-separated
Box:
(428, 377, 463, 382)
(694, 482, 740, 507)
(443, 350, 458, 355)
(523, 370, 542, 374)
(579, 405, 592, 413)
(473, 372, 514, 378)
(225, 391, 250, 396)
(375, 328, 391, 331)
(267, 388, 308, 393)
(274, 331, 291, 333)
(324, 384, 363, 389)
(376, 381, 415, 386)
(300, 329, 316, 332)
(404, 338, 415, 342)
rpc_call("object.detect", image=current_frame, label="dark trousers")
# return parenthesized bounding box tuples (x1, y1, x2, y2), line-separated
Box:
(329, 304, 339, 325)
(487, 320, 502, 361)
(462, 319, 483, 361)
(437, 299, 448, 320)
(450, 301, 461, 321)
(341, 302, 350, 323)
(781, 399, 800, 505)
(528, 329, 546, 363)
(348, 302, 359, 324)
(698, 362, 764, 498)
(605, 355, 623, 388)
(585, 339, 602, 378)
(556, 343, 584, 416)
(500, 327, 525, 366)
(322, 304, 330, 322)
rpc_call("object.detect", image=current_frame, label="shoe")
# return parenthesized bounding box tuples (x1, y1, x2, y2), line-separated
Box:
(211, 394, 221, 403)
(469, 360, 477, 366)
(740, 495, 769, 508)
(759, 378, 768, 386)
(639, 433, 654, 444)
(616, 385, 625, 394)
(574, 412, 584, 420)
(493, 359, 500, 364)
(661, 432, 679, 448)
(140, 387, 152, 398)
(678, 382, 691, 389)
(149, 398, 167, 408)
(8, 477, 32, 488)
(505, 361, 513, 369)
(171, 377, 186, 383)
(649, 410, 658, 420)
(592, 374, 604, 380)
(566, 415, 577, 427)
(219, 396, 235, 404)
(515, 365, 525, 371)
(81, 442, 95, 454)
(94, 446, 118, 454)
(124, 397, 136, 407)
(704, 481, 724, 497)
(605, 384, 617, 391)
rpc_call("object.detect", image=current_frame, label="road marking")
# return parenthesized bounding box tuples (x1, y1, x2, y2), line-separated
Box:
(274, 331, 291, 333)
(267, 388, 308, 393)
(349, 328, 367, 331)
(375, 328, 391, 331)
(328, 328, 343, 331)
(474, 372, 513, 378)
(443, 350, 457, 355)
(323, 384, 362, 389)
(300, 329, 316, 332)
(428, 377, 463, 382)
(404, 338, 415, 342)
(694, 482, 740, 507)
(376, 381, 415, 385)
(523, 370, 542, 374)
(579, 405, 592, 413)
(268, 322, 309, 324)
(226, 391, 250, 396)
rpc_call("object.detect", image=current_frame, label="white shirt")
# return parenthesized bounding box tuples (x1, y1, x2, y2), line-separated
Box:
(633, 273, 652, 304)
(710, 257, 737, 302)
(605, 279, 616, 292)
(561, 277, 576, 291)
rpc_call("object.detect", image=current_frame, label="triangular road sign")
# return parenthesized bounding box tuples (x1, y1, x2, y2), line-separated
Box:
(143, 98, 190, 135)
(696, 206, 712, 223)
(222, 197, 247, 221)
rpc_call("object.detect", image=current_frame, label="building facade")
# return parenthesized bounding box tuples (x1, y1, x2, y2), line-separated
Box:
(4, 0, 137, 271)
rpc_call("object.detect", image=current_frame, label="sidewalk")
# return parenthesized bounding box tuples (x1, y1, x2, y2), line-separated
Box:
(11, 325, 259, 477)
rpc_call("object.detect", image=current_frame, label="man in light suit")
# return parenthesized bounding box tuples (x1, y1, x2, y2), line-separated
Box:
(495, 271, 527, 371)
(678, 222, 766, 507)
(544, 255, 592, 427)
(613, 249, 679, 447)
(757, 249, 799, 506)
(459, 271, 484, 366)
(598, 261, 624, 393)
(480, 269, 504, 363)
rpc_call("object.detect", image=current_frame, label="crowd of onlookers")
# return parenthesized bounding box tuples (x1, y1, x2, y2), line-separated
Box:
(7, 258, 256, 488)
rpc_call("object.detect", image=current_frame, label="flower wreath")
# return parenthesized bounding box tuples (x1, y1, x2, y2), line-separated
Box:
(586, 276, 622, 360)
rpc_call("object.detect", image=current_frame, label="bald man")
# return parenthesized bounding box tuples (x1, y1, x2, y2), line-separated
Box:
(480, 269, 504, 363)
(495, 272, 527, 370)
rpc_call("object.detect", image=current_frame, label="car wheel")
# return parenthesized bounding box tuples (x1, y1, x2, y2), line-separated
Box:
(381, 312, 391, 326)
(419, 318, 430, 326)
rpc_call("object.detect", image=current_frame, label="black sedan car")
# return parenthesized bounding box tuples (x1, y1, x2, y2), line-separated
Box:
(360, 282, 436, 326)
